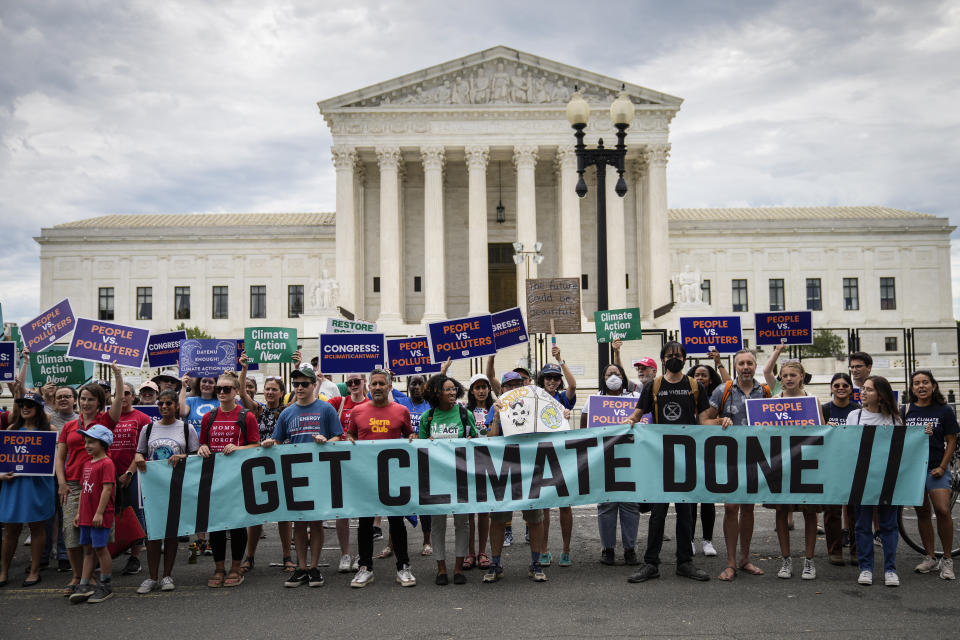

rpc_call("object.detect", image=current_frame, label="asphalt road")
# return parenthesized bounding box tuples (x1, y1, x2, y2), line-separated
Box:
(1, 507, 958, 639)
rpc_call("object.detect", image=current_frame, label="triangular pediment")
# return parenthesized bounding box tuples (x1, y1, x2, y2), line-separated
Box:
(318, 45, 682, 111)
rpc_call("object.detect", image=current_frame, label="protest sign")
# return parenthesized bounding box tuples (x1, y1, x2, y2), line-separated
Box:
(425, 314, 497, 362)
(21, 298, 75, 353)
(585, 395, 638, 428)
(326, 318, 376, 334)
(679, 316, 743, 354)
(497, 385, 570, 437)
(525, 278, 581, 334)
(386, 336, 442, 377)
(179, 339, 237, 377)
(140, 422, 928, 539)
(746, 396, 822, 426)
(234, 339, 259, 371)
(29, 347, 90, 386)
(319, 333, 385, 374)
(68, 318, 150, 368)
(0, 430, 58, 476)
(754, 311, 813, 346)
(594, 307, 643, 343)
(491, 307, 529, 350)
(244, 327, 297, 364)
(852, 388, 899, 406)
(0, 341, 15, 382)
(9, 325, 24, 351)
(147, 331, 186, 368)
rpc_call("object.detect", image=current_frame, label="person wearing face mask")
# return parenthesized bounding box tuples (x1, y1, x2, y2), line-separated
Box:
(537, 344, 577, 568)
(582, 363, 641, 566)
(623, 341, 711, 583)
(703, 349, 771, 581)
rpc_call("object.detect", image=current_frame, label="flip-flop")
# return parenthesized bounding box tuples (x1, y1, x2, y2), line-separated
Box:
(240, 557, 255, 574)
(739, 562, 764, 575)
(376, 546, 393, 559)
(719, 566, 736, 581)
(223, 572, 244, 587)
(207, 573, 225, 588)
(478, 553, 492, 569)
(462, 553, 476, 570)
(22, 575, 42, 587)
(421, 544, 433, 556)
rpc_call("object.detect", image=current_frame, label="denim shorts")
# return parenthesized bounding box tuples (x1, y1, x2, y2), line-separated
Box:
(926, 471, 952, 492)
(79, 525, 111, 548)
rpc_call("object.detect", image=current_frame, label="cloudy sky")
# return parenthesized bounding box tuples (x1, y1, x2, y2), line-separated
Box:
(1, 0, 958, 324)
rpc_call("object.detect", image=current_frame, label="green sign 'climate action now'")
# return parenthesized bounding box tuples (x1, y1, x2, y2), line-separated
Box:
(243, 327, 298, 363)
(594, 307, 643, 343)
(30, 347, 89, 386)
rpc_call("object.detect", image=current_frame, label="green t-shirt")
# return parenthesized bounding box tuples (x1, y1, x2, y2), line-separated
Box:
(418, 405, 478, 439)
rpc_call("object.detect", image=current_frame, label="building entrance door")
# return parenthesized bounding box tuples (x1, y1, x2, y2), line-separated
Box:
(488, 243, 517, 313)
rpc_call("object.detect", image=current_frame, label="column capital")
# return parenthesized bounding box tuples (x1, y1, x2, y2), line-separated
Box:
(464, 145, 490, 170)
(331, 145, 357, 170)
(513, 144, 539, 170)
(631, 157, 648, 181)
(375, 145, 402, 170)
(644, 143, 671, 168)
(420, 146, 446, 172)
(555, 145, 578, 169)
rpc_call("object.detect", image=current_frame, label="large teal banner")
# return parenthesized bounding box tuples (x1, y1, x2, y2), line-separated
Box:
(139, 424, 929, 540)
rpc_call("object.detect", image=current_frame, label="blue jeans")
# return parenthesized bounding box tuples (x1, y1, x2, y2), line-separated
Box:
(854, 505, 898, 573)
(597, 502, 639, 551)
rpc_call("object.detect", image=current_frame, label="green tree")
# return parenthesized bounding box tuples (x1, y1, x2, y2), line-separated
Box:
(175, 322, 213, 339)
(801, 329, 845, 359)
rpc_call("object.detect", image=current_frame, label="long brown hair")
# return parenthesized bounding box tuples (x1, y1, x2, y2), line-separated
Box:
(865, 375, 903, 425)
(9, 401, 52, 431)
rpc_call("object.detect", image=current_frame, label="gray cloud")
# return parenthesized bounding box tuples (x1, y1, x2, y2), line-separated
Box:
(1, 0, 957, 322)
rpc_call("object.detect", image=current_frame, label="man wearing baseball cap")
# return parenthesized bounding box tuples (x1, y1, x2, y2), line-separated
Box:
(611, 339, 656, 393)
(138, 381, 159, 406)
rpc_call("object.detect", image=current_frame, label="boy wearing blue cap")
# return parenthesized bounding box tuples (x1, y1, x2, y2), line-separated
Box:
(69, 425, 116, 604)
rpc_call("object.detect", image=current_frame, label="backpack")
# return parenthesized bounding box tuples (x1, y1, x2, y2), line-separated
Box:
(650, 375, 699, 422)
(718, 379, 771, 415)
(420, 405, 472, 437)
(201, 407, 251, 445)
(143, 420, 197, 455)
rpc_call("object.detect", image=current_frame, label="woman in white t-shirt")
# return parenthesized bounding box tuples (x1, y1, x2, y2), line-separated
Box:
(847, 376, 904, 587)
(133, 390, 200, 594)
(581, 363, 642, 566)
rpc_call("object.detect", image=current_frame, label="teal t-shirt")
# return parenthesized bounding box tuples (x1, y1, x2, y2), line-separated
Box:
(418, 405, 478, 439)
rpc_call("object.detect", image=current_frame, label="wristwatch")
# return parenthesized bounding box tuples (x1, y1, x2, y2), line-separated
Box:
(123, 471, 134, 479)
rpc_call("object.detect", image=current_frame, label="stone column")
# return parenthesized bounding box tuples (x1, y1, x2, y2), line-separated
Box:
(633, 159, 649, 316)
(644, 144, 672, 313)
(556, 145, 581, 280)
(605, 164, 627, 310)
(514, 144, 539, 298)
(420, 146, 446, 323)
(376, 146, 403, 326)
(465, 145, 490, 315)
(332, 145, 358, 315)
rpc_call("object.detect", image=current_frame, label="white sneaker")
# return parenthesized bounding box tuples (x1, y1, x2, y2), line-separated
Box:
(691, 541, 696, 556)
(702, 540, 717, 557)
(396, 563, 416, 587)
(801, 557, 816, 580)
(338, 554, 352, 573)
(160, 576, 175, 591)
(858, 570, 873, 585)
(915, 555, 939, 573)
(777, 556, 792, 579)
(884, 570, 900, 587)
(939, 557, 955, 580)
(350, 566, 374, 588)
(136, 578, 159, 594)
(351, 555, 359, 571)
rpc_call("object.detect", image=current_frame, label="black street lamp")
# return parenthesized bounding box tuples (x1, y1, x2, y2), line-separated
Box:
(566, 88, 635, 372)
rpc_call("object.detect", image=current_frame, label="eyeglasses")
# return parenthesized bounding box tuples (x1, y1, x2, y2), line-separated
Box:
(291, 380, 312, 388)
(214, 386, 235, 394)
(346, 379, 362, 386)
(157, 400, 176, 407)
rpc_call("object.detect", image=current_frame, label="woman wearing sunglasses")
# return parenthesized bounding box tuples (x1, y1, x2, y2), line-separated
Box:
(821, 372, 862, 566)
(133, 390, 200, 593)
(197, 372, 260, 588)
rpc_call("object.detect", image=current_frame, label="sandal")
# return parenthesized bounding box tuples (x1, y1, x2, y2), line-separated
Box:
(62, 581, 79, 596)
(462, 553, 476, 570)
(376, 546, 393, 559)
(477, 552, 491, 569)
(223, 572, 244, 587)
(421, 544, 433, 556)
(207, 572, 226, 588)
(738, 562, 764, 575)
(282, 556, 296, 572)
(719, 566, 736, 581)
(240, 557, 255, 574)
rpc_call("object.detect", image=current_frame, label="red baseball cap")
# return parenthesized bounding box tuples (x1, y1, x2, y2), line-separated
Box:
(632, 357, 657, 371)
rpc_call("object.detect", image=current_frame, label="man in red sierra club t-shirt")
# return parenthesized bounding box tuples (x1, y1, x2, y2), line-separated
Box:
(346, 369, 416, 589)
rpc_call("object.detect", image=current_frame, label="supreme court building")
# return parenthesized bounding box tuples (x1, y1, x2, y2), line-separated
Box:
(35, 47, 955, 379)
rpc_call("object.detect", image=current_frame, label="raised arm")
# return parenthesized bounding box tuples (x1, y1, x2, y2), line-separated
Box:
(236, 353, 261, 414)
(709, 351, 732, 383)
(553, 345, 577, 402)
(178, 373, 191, 419)
(485, 354, 500, 395)
(763, 343, 786, 390)
(107, 363, 123, 422)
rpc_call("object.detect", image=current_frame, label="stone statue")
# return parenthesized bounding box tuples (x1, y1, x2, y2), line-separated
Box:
(470, 66, 490, 103)
(310, 270, 340, 312)
(674, 265, 703, 304)
(452, 75, 470, 104)
(492, 61, 510, 102)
